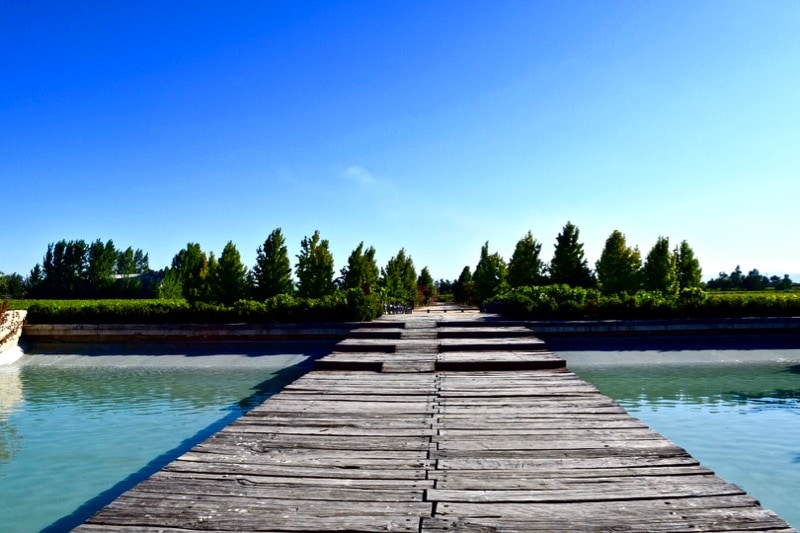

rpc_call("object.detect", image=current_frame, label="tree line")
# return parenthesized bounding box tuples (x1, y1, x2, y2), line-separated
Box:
(10, 239, 151, 299)
(6, 229, 435, 307)
(706, 266, 793, 291)
(435, 222, 703, 306)
(2, 221, 794, 305)
(436, 221, 793, 306)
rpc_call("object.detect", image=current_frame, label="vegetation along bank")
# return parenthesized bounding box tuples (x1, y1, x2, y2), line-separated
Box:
(2, 222, 797, 324)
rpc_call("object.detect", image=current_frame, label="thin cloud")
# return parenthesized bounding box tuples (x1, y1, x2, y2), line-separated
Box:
(343, 165, 378, 187)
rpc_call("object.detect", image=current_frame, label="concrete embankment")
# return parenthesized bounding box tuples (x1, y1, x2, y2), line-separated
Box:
(526, 316, 800, 351)
(527, 316, 800, 335)
(20, 315, 800, 347)
(21, 321, 371, 345)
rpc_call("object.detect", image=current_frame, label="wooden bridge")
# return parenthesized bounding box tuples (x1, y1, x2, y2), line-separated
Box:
(76, 308, 796, 532)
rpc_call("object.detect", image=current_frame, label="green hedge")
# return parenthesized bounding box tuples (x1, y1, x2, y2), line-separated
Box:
(23, 289, 384, 324)
(490, 285, 800, 320)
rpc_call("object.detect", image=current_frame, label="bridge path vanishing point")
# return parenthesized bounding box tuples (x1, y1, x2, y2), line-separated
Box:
(76, 306, 796, 532)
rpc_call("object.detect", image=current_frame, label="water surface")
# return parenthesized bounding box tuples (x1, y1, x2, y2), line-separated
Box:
(560, 347, 800, 529)
(0, 342, 328, 532)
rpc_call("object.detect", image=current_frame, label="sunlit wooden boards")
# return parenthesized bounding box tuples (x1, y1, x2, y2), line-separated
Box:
(423, 368, 795, 532)
(79, 370, 437, 532)
(317, 316, 564, 372)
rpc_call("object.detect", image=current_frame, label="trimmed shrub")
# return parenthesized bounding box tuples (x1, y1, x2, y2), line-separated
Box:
(24, 291, 384, 324)
(491, 286, 800, 320)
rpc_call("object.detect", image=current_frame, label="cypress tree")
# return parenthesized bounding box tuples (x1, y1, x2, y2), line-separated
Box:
(549, 222, 594, 288)
(642, 236, 677, 294)
(253, 228, 294, 299)
(595, 230, 642, 295)
(295, 230, 335, 298)
(507, 231, 544, 288)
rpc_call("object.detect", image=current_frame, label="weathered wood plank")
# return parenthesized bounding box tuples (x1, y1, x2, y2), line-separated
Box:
(438, 337, 549, 352)
(436, 455, 702, 471)
(427, 480, 746, 503)
(432, 473, 727, 491)
(178, 450, 433, 470)
(142, 470, 435, 490)
(166, 459, 431, 480)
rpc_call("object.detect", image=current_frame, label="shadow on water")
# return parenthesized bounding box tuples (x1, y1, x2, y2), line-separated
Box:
(26, 339, 337, 357)
(784, 364, 800, 375)
(40, 355, 318, 532)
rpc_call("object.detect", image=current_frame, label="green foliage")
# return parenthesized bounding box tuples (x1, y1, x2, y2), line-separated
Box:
(704, 265, 792, 292)
(112, 246, 150, 298)
(416, 266, 435, 304)
(213, 241, 249, 306)
(25, 299, 193, 324)
(548, 221, 595, 288)
(495, 285, 600, 319)
(453, 266, 474, 305)
(26, 239, 153, 299)
(24, 291, 383, 324)
(156, 268, 184, 299)
(595, 230, 641, 295)
(507, 231, 545, 288)
(85, 239, 117, 297)
(492, 285, 800, 320)
(38, 239, 88, 298)
(380, 248, 418, 306)
(0, 272, 25, 299)
(252, 228, 294, 299)
(472, 242, 507, 305)
(642, 236, 677, 294)
(295, 230, 336, 298)
(675, 240, 702, 289)
(340, 242, 380, 294)
(171, 243, 209, 302)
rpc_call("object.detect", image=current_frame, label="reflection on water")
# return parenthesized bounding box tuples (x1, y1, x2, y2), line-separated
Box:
(0, 365, 23, 463)
(0, 343, 328, 533)
(563, 350, 800, 529)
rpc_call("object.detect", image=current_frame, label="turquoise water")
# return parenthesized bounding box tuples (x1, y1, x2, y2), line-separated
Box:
(0, 343, 327, 533)
(3, 343, 799, 531)
(561, 348, 800, 530)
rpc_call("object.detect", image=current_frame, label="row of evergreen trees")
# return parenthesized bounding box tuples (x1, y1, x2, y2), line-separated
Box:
(444, 222, 704, 305)
(162, 229, 436, 306)
(16, 229, 433, 307)
(23, 239, 151, 299)
(5, 221, 794, 306)
(706, 266, 793, 291)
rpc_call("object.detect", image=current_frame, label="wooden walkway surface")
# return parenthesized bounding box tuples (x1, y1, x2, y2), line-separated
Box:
(76, 309, 796, 532)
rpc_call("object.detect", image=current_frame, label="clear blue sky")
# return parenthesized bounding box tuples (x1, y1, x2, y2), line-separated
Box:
(2, 1, 799, 282)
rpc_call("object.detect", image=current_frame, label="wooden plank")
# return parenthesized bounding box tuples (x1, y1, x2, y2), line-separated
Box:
(437, 326, 534, 338)
(178, 450, 433, 470)
(432, 473, 727, 491)
(143, 470, 435, 490)
(438, 338, 548, 352)
(424, 501, 794, 532)
(436, 455, 702, 470)
(427, 480, 746, 503)
(381, 360, 436, 373)
(166, 459, 431, 480)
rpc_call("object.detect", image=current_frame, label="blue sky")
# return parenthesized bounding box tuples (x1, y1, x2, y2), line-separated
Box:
(2, 1, 799, 282)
